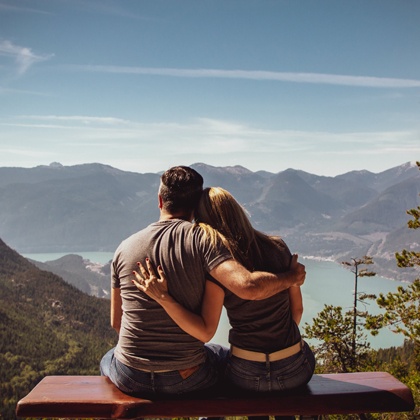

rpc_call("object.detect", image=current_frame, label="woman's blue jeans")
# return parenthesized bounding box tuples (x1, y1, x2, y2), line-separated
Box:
(225, 341, 316, 392)
(100, 344, 229, 398)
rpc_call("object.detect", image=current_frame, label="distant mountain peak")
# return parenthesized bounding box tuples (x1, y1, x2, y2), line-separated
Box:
(399, 160, 419, 173)
(224, 165, 253, 175)
(192, 162, 252, 175)
(49, 162, 63, 168)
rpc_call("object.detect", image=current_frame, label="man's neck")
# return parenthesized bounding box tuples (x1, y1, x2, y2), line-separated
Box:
(159, 209, 192, 222)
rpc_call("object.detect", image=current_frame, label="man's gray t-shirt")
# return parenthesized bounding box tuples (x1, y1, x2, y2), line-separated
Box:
(112, 219, 231, 371)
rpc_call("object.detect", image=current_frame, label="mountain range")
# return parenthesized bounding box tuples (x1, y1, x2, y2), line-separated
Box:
(0, 161, 419, 282)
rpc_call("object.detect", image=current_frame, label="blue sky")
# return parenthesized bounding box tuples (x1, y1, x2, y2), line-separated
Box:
(1, 0, 419, 176)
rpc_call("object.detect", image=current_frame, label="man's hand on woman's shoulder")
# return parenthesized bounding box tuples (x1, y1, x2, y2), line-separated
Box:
(289, 254, 306, 287)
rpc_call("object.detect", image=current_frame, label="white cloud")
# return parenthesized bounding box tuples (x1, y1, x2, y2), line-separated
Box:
(0, 86, 53, 96)
(2, 116, 419, 165)
(19, 115, 130, 125)
(70, 65, 420, 88)
(0, 3, 51, 14)
(0, 40, 53, 75)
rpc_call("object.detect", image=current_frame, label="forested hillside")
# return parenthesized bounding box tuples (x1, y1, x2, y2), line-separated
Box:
(30, 253, 111, 297)
(0, 238, 116, 419)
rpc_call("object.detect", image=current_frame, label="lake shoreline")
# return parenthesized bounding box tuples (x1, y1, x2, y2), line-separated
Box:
(23, 250, 407, 350)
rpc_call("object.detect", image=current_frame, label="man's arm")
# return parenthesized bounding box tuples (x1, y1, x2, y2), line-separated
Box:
(209, 254, 305, 300)
(111, 287, 123, 334)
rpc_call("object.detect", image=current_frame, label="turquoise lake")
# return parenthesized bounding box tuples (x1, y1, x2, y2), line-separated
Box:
(24, 252, 408, 350)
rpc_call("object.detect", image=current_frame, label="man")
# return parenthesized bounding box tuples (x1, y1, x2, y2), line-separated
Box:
(100, 166, 305, 397)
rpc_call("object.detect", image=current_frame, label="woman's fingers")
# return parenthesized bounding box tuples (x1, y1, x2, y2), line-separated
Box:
(145, 258, 158, 278)
(133, 270, 144, 283)
(137, 261, 150, 279)
(133, 259, 169, 300)
(132, 275, 146, 292)
(157, 266, 167, 284)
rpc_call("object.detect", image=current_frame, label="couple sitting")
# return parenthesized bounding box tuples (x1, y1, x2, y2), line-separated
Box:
(100, 165, 315, 400)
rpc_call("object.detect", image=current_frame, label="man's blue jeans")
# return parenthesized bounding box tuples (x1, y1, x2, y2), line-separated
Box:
(225, 341, 316, 392)
(100, 344, 229, 398)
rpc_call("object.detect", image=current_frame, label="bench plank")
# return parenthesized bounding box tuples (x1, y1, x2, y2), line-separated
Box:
(16, 372, 415, 419)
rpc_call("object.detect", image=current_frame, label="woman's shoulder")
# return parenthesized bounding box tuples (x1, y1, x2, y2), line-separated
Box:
(258, 233, 290, 254)
(256, 234, 292, 270)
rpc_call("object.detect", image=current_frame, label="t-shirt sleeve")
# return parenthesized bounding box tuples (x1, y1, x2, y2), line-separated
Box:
(195, 228, 232, 272)
(273, 237, 293, 269)
(206, 273, 226, 291)
(111, 253, 121, 289)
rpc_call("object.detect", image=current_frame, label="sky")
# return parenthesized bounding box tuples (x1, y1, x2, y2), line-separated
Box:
(1, 0, 419, 176)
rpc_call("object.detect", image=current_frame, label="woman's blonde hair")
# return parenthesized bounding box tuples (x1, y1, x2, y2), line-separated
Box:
(195, 187, 280, 271)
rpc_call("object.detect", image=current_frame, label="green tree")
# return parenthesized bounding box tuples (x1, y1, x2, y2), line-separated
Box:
(395, 169, 420, 268)
(303, 304, 372, 373)
(341, 256, 376, 365)
(304, 256, 376, 373)
(363, 161, 420, 419)
(365, 280, 419, 360)
(365, 162, 420, 370)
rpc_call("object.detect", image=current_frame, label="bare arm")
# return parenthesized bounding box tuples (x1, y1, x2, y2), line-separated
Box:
(289, 286, 303, 325)
(133, 260, 224, 342)
(111, 287, 122, 334)
(210, 254, 306, 300)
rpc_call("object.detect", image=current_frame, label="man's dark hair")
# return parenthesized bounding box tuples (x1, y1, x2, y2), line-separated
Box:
(160, 166, 203, 215)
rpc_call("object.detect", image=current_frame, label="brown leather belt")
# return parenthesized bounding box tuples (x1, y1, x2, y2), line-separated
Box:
(231, 341, 302, 362)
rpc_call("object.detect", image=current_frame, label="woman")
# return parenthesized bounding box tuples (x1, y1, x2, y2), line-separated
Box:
(133, 187, 315, 394)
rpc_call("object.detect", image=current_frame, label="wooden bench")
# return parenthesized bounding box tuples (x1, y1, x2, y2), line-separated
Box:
(16, 372, 415, 419)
